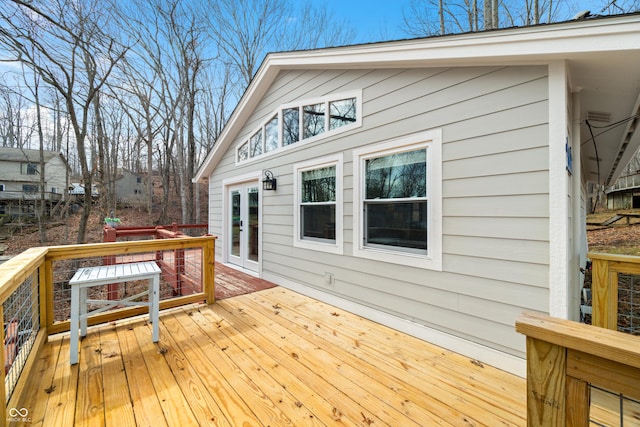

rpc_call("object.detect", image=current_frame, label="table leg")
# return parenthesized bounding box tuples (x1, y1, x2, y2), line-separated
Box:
(151, 275, 159, 342)
(70, 285, 80, 365)
(80, 286, 88, 337)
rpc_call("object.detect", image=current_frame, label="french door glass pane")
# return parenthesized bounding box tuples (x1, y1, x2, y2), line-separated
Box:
(231, 190, 241, 257)
(248, 187, 259, 262)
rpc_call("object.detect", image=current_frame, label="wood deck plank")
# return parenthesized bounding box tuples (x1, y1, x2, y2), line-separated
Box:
(210, 299, 398, 426)
(41, 336, 79, 426)
(164, 309, 298, 426)
(258, 288, 526, 424)
(99, 325, 136, 426)
(231, 290, 476, 426)
(131, 320, 200, 426)
(75, 328, 105, 426)
(157, 311, 240, 426)
(115, 320, 169, 427)
(186, 307, 327, 426)
(253, 288, 527, 425)
(11, 334, 61, 427)
(19, 279, 527, 426)
(192, 306, 366, 427)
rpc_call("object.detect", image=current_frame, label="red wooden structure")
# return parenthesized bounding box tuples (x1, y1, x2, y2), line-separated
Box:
(102, 223, 208, 300)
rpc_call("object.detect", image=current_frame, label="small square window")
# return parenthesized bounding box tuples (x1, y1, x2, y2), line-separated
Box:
(329, 98, 357, 130)
(282, 108, 300, 146)
(250, 130, 263, 157)
(22, 163, 38, 175)
(265, 115, 278, 152)
(303, 103, 325, 139)
(237, 141, 249, 162)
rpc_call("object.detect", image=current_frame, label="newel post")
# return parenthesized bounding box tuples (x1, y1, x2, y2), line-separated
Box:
(204, 236, 216, 304)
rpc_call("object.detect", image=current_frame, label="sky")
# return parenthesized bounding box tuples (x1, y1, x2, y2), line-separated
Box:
(326, 0, 411, 43)
(326, 0, 613, 44)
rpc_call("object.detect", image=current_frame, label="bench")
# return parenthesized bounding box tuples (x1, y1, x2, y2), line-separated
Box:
(68, 261, 161, 365)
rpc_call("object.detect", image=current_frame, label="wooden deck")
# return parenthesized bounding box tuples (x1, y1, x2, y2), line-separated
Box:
(13, 287, 526, 426)
(215, 262, 276, 299)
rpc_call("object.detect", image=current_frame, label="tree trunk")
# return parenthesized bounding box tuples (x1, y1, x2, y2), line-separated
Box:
(484, 0, 492, 29)
(33, 76, 46, 243)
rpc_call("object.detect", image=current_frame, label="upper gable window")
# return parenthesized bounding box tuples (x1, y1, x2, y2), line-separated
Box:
(237, 91, 361, 164)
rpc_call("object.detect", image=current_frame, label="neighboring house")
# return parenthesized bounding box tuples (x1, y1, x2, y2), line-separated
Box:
(114, 168, 147, 205)
(0, 147, 69, 215)
(68, 182, 99, 198)
(195, 14, 640, 377)
(606, 173, 640, 209)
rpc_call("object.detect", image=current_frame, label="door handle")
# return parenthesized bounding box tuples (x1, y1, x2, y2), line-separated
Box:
(239, 220, 243, 232)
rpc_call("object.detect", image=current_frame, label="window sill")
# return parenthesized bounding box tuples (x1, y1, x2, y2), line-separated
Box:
(353, 245, 442, 271)
(294, 239, 343, 255)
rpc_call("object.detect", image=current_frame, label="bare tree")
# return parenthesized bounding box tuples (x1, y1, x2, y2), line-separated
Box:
(0, 0, 128, 242)
(402, 0, 577, 36)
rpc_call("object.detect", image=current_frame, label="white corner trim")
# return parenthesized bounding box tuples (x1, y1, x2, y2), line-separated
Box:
(548, 61, 570, 319)
(264, 272, 526, 378)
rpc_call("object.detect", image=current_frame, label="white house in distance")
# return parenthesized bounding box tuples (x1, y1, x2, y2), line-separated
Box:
(195, 14, 640, 376)
(0, 147, 69, 215)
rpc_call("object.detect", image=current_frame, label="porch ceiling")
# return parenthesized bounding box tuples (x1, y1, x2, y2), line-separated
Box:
(573, 51, 640, 186)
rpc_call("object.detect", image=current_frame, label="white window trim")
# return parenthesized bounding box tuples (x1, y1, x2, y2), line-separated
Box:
(293, 154, 343, 255)
(236, 90, 362, 166)
(352, 129, 442, 271)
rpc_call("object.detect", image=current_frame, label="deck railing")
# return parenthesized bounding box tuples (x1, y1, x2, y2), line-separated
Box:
(516, 311, 640, 426)
(588, 252, 640, 332)
(0, 235, 216, 421)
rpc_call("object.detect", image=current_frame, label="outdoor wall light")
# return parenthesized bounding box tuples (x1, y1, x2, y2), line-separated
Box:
(262, 170, 277, 191)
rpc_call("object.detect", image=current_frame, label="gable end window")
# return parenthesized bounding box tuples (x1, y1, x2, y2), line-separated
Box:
(294, 154, 343, 254)
(353, 130, 442, 271)
(237, 91, 361, 164)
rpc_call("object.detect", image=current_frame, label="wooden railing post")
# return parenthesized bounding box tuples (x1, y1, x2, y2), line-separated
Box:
(44, 258, 54, 331)
(591, 258, 618, 330)
(204, 236, 216, 304)
(525, 336, 567, 426)
(39, 262, 48, 334)
(517, 311, 640, 427)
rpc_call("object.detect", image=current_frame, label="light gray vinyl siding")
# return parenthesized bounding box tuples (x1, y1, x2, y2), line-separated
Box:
(209, 65, 550, 358)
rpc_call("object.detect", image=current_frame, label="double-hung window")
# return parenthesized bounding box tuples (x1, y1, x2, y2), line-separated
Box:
(353, 130, 442, 270)
(294, 154, 343, 254)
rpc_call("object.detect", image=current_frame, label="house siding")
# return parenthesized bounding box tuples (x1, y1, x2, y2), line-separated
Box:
(209, 65, 550, 358)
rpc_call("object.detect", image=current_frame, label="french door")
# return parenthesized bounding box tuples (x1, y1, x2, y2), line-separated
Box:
(228, 182, 259, 272)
